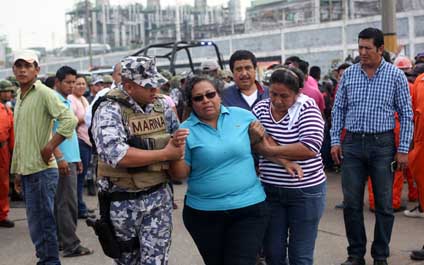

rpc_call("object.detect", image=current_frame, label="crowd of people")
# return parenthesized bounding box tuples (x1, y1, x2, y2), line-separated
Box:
(0, 27, 424, 265)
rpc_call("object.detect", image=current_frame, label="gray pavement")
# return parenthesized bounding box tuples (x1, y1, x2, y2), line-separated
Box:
(1, 172, 424, 265)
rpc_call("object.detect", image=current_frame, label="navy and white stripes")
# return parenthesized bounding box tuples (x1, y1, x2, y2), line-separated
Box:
(253, 97, 326, 188)
(330, 60, 413, 153)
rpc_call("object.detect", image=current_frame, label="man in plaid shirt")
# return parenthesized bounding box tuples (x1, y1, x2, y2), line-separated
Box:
(330, 28, 413, 265)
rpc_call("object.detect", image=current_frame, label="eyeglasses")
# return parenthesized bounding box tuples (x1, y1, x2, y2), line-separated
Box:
(192, 91, 217, 102)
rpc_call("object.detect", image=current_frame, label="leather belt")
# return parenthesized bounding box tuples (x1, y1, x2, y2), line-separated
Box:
(109, 183, 166, 202)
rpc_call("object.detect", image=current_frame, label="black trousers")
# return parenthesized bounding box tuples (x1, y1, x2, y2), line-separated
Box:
(183, 200, 270, 265)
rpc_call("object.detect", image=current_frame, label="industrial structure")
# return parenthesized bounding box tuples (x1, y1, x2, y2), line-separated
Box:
(65, 0, 244, 51)
(64, 0, 424, 54)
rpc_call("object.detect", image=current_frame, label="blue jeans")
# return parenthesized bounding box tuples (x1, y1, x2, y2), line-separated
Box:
(263, 182, 326, 265)
(77, 139, 91, 215)
(341, 131, 395, 260)
(22, 168, 61, 265)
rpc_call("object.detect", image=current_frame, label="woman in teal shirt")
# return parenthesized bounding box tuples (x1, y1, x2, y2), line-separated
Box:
(170, 76, 299, 265)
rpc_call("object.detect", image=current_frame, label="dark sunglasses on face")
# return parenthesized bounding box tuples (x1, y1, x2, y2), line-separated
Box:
(192, 91, 217, 102)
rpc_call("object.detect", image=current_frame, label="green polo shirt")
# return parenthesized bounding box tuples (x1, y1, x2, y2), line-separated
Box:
(11, 80, 77, 175)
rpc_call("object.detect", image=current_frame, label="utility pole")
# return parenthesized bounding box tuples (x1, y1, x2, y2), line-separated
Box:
(85, 0, 93, 68)
(175, 0, 181, 41)
(382, 0, 397, 53)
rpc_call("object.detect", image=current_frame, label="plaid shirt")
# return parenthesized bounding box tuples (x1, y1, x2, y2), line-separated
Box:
(330, 59, 413, 153)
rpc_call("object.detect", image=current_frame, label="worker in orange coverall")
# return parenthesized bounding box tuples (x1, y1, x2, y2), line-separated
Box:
(368, 56, 418, 211)
(0, 80, 15, 228)
(404, 72, 424, 218)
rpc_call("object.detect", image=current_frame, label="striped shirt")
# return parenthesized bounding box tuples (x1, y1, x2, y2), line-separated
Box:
(330, 59, 413, 153)
(252, 96, 326, 188)
(11, 80, 77, 175)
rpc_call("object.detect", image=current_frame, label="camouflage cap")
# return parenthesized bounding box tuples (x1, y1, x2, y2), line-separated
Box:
(0, 80, 16, 92)
(169, 75, 183, 88)
(102, 74, 113, 83)
(160, 70, 172, 81)
(91, 75, 104, 85)
(121, 56, 167, 89)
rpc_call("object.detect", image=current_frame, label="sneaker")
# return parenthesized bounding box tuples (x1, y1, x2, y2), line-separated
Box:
(63, 245, 93, 258)
(0, 219, 15, 228)
(411, 246, 424, 261)
(403, 205, 424, 218)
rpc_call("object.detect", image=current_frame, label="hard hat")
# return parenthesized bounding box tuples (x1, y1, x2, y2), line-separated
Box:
(394, 56, 412, 69)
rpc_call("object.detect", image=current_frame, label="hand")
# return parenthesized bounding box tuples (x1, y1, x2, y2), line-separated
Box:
(282, 160, 304, 180)
(164, 138, 185, 161)
(331, 145, 343, 165)
(395, 152, 408, 171)
(249, 121, 265, 145)
(253, 135, 277, 157)
(58, 160, 70, 177)
(40, 144, 54, 165)
(14, 174, 22, 194)
(77, 161, 83, 174)
(172, 129, 189, 147)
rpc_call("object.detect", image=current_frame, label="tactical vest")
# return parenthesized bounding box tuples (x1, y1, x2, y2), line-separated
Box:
(93, 89, 170, 190)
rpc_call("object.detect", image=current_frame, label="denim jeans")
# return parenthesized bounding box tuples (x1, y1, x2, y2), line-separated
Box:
(341, 131, 395, 260)
(77, 139, 91, 215)
(183, 200, 270, 265)
(22, 168, 61, 265)
(263, 182, 326, 265)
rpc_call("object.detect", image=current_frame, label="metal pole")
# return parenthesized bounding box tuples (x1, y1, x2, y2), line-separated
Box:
(175, 0, 181, 41)
(85, 0, 93, 68)
(102, 3, 107, 45)
(382, 0, 397, 53)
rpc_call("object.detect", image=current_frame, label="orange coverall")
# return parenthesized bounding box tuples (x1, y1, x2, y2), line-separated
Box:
(0, 102, 14, 221)
(368, 82, 418, 209)
(408, 73, 424, 211)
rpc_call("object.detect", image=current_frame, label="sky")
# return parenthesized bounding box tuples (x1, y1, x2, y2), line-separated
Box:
(0, 0, 249, 51)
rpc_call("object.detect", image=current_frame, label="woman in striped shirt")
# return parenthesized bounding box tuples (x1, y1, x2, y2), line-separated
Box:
(252, 67, 326, 265)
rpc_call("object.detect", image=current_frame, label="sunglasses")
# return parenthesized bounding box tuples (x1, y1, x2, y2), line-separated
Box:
(192, 91, 217, 102)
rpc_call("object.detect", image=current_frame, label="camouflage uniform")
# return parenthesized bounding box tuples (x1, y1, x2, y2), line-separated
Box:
(91, 56, 179, 265)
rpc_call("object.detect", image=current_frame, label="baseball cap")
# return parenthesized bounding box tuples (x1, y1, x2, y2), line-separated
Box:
(121, 56, 167, 89)
(200, 60, 219, 71)
(13, 50, 39, 65)
(91, 75, 104, 85)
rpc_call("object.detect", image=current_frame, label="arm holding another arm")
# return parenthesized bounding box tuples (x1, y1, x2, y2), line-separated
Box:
(249, 121, 304, 179)
(168, 129, 191, 180)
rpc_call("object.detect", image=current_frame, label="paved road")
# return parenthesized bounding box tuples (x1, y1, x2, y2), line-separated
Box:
(1, 172, 424, 265)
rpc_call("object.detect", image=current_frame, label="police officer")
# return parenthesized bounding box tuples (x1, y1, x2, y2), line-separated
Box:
(90, 56, 188, 265)
(0, 80, 14, 228)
